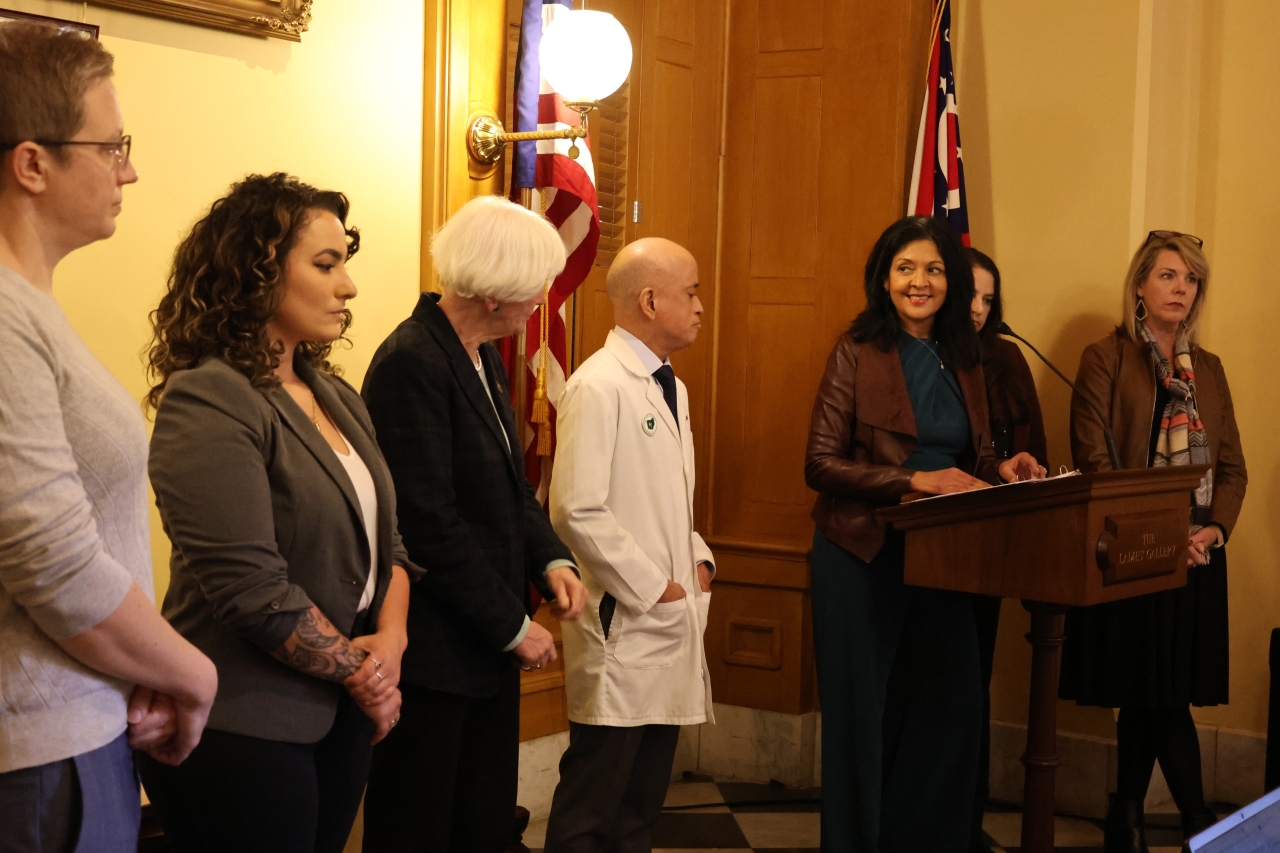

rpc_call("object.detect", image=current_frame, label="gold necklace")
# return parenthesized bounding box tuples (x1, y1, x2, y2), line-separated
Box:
(309, 393, 323, 430)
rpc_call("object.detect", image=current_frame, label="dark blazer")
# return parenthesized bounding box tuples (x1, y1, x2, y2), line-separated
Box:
(985, 336, 1049, 466)
(362, 293, 574, 698)
(804, 333, 1000, 563)
(149, 355, 420, 744)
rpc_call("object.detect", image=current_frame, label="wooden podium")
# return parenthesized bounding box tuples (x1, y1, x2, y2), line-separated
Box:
(878, 466, 1208, 853)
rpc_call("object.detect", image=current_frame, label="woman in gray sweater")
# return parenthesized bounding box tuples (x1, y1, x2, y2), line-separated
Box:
(0, 23, 216, 852)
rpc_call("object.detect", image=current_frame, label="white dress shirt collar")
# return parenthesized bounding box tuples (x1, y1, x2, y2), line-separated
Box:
(613, 326, 670, 375)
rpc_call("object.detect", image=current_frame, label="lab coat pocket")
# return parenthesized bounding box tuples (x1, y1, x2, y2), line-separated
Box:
(613, 599, 688, 670)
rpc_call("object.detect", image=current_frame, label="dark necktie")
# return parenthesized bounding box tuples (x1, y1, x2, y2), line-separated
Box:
(652, 364, 678, 422)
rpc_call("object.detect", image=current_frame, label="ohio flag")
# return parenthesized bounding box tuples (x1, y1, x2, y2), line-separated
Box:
(907, 0, 970, 245)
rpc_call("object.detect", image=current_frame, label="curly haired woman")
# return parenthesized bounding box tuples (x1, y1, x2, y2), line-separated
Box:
(137, 173, 423, 853)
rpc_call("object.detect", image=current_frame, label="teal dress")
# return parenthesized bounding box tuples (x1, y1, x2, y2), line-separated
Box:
(898, 334, 970, 472)
(810, 334, 983, 853)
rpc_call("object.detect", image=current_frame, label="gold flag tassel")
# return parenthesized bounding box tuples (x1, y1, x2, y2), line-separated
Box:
(531, 279, 553, 456)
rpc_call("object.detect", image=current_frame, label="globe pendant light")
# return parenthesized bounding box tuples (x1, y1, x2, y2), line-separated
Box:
(538, 10, 633, 105)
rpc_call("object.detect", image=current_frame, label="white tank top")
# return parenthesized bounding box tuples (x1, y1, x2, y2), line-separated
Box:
(333, 430, 379, 612)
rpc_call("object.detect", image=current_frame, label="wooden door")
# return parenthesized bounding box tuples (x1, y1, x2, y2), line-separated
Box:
(573, 0, 726, 534)
(704, 0, 934, 714)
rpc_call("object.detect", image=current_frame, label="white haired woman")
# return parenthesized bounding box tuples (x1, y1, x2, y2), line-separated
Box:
(360, 195, 587, 853)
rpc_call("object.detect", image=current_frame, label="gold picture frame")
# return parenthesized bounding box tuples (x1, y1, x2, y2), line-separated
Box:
(86, 0, 312, 42)
(0, 9, 100, 38)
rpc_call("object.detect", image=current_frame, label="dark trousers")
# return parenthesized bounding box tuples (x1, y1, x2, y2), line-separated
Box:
(363, 674, 521, 853)
(972, 594, 1002, 845)
(543, 722, 680, 853)
(0, 732, 138, 853)
(811, 529, 982, 853)
(138, 694, 373, 853)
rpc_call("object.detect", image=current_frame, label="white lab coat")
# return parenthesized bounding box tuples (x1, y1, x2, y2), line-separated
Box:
(550, 331, 715, 726)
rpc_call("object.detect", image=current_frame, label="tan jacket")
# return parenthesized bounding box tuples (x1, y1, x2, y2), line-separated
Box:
(1070, 330, 1248, 538)
(804, 333, 1000, 563)
(550, 332, 715, 726)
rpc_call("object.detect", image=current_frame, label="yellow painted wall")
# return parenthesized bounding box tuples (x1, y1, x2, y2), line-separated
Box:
(8, 0, 426, 603)
(957, 0, 1279, 737)
(1190, 0, 1280, 736)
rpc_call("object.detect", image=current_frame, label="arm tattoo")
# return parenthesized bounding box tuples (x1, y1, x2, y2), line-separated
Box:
(271, 607, 368, 682)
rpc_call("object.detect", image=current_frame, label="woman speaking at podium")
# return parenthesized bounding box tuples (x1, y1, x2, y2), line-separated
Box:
(804, 217, 1042, 852)
(1060, 231, 1247, 851)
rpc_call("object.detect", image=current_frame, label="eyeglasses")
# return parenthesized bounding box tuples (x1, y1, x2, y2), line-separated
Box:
(0, 135, 132, 169)
(1144, 229, 1203, 248)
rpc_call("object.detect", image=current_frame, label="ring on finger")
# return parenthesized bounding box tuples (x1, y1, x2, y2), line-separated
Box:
(376, 672, 384, 681)
(373, 658, 382, 670)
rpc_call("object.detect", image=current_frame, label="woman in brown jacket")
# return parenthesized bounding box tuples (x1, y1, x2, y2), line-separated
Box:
(804, 217, 1042, 853)
(1060, 231, 1247, 852)
(968, 248, 1049, 850)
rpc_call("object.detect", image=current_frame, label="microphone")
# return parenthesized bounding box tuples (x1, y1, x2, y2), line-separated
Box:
(998, 322, 1123, 471)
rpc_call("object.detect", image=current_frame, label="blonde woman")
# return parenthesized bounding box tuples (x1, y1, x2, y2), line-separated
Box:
(1060, 231, 1247, 852)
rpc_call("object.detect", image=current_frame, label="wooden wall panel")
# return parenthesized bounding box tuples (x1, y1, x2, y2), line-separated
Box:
(704, 0, 936, 713)
(748, 76, 822, 279)
(656, 0, 695, 45)
(704, 542, 814, 714)
(758, 0, 823, 53)
(642, 60, 696, 250)
(743, 304, 815, 511)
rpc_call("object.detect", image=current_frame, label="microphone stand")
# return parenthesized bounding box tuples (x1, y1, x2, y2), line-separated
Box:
(998, 323, 1123, 471)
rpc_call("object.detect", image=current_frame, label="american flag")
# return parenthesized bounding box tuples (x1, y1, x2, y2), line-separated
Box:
(505, 0, 601, 499)
(907, 0, 970, 245)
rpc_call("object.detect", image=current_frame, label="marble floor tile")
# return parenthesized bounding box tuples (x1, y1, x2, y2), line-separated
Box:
(982, 811, 1023, 847)
(652, 813, 750, 848)
(717, 781, 821, 813)
(733, 812, 821, 848)
(665, 781, 731, 813)
(980, 812, 1104, 848)
(521, 777, 1224, 852)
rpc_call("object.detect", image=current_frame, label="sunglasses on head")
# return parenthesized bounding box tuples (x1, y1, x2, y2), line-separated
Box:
(1143, 230, 1203, 249)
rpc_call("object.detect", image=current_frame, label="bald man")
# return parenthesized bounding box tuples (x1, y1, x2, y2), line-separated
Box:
(544, 239, 716, 853)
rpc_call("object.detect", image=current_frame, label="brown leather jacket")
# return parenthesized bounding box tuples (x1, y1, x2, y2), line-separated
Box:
(987, 336, 1049, 466)
(805, 334, 1000, 562)
(1071, 330, 1248, 538)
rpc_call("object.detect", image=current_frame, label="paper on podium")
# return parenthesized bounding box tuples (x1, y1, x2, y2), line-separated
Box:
(904, 468, 1081, 503)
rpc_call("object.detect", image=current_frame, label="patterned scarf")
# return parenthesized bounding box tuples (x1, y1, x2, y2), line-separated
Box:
(1139, 321, 1213, 528)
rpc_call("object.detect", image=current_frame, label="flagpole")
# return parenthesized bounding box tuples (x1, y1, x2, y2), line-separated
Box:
(925, 0, 946, 80)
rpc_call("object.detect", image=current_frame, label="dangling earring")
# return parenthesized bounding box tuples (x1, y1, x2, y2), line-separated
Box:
(1135, 297, 1148, 322)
